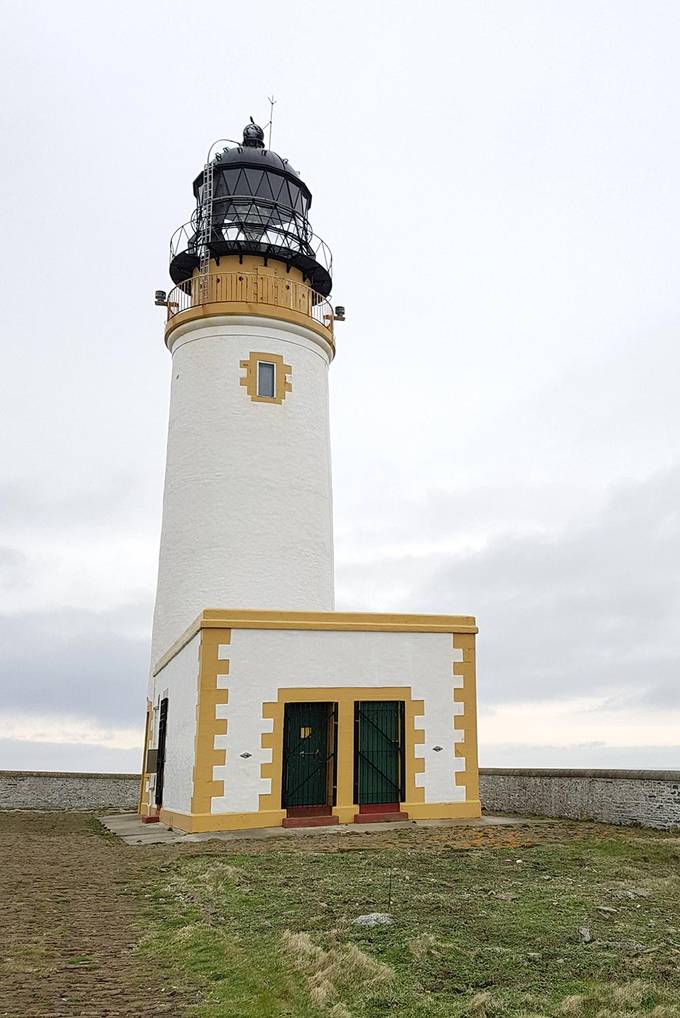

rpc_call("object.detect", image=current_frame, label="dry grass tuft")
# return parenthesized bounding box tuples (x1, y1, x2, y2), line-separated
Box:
(195, 862, 245, 885)
(468, 990, 504, 1016)
(589, 981, 680, 1018)
(164, 861, 249, 913)
(408, 933, 439, 959)
(593, 1011, 639, 1018)
(611, 982, 646, 1008)
(555, 981, 680, 1018)
(282, 930, 393, 1011)
(559, 995, 587, 1015)
(328, 1005, 352, 1018)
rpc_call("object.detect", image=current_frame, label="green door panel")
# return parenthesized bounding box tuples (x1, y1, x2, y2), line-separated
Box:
(282, 702, 336, 808)
(354, 701, 405, 805)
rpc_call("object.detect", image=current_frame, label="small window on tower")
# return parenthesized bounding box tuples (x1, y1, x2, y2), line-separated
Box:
(240, 352, 291, 403)
(257, 361, 276, 398)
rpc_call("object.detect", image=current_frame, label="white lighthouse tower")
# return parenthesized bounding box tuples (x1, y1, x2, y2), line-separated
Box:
(141, 120, 480, 834)
(150, 120, 337, 665)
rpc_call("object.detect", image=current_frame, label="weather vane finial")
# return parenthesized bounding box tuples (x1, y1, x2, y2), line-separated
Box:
(266, 95, 277, 149)
(242, 118, 265, 148)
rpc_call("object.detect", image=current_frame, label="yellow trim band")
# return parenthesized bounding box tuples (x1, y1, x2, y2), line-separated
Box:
(159, 801, 482, 834)
(165, 302, 335, 349)
(160, 807, 286, 833)
(153, 609, 478, 676)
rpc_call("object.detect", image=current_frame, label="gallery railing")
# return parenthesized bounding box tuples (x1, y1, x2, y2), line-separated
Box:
(164, 270, 335, 341)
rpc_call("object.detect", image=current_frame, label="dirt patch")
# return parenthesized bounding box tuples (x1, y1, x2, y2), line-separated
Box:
(0, 811, 191, 1017)
(173, 816, 602, 856)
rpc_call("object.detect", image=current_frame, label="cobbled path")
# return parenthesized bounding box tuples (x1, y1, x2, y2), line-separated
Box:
(0, 811, 189, 1017)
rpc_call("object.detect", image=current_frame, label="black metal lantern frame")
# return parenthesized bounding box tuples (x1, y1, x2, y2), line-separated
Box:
(169, 146, 333, 297)
(169, 198, 332, 295)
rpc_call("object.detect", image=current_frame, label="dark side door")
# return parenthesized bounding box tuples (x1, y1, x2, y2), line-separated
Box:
(154, 697, 169, 808)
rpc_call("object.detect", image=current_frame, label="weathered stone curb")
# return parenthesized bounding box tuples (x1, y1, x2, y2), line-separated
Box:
(481, 767, 680, 781)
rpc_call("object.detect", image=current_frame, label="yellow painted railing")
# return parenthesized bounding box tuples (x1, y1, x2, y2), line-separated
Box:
(165, 271, 334, 340)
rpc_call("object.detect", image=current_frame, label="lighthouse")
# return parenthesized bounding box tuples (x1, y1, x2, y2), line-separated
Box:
(150, 119, 336, 667)
(141, 121, 481, 833)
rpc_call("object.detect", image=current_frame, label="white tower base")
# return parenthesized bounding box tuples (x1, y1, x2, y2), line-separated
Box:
(151, 315, 335, 666)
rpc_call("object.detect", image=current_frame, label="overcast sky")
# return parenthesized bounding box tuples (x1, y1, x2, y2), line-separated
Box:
(1, 1, 679, 772)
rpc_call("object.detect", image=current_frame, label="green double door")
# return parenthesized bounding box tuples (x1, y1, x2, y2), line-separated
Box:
(354, 701, 405, 806)
(280, 700, 405, 810)
(282, 702, 337, 808)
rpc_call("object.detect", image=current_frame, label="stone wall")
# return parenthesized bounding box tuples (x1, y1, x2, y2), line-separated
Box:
(480, 768, 680, 830)
(3, 768, 679, 827)
(0, 771, 140, 811)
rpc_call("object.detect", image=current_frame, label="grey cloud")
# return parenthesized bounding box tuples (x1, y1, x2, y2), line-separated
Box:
(339, 466, 680, 711)
(0, 547, 29, 591)
(0, 603, 152, 727)
(0, 477, 151, 532)
(335, 481, 577, 554)
(4, 465, 674, 762)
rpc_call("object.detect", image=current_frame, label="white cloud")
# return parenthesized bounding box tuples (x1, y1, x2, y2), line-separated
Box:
(480, 696, 680, 750)
(1, 712, 142, 751)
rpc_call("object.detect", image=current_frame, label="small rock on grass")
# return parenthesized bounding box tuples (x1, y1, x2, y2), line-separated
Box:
(353, 913, 393, 926)
(578, 926, 592, 943)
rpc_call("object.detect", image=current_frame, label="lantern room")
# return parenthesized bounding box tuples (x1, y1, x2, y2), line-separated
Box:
(168, 119, 332, 296)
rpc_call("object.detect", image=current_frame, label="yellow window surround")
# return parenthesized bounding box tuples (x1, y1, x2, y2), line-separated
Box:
(240, 351, 292, 404)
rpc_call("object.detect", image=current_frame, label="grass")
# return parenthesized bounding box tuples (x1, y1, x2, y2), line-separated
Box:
(139, 822, 680, 1017)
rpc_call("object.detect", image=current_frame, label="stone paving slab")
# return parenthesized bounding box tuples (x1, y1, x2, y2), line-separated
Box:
(99, 812, 542, 846)
(100, 814, 182, 844)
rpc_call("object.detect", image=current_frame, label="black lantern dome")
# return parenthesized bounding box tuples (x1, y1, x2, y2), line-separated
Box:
(169, 121, 332, 296)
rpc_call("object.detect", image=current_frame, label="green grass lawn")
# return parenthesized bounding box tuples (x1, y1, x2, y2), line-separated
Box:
(141, 821, 680, 1017)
